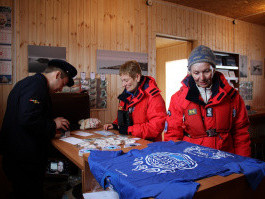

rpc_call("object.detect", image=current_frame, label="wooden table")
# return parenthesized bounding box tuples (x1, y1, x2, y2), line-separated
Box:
(51, 128, 151, 193)
(52, 129, 265, 198)
(248, 108, 265, 122)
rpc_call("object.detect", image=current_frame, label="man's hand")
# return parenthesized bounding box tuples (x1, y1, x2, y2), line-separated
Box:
(54, 117, 70, 130)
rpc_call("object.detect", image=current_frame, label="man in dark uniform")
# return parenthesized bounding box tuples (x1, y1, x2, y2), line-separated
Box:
(0, 59, 77, 198)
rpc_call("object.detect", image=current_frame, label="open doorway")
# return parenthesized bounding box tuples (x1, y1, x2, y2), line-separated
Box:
(156, 36, 192, 109)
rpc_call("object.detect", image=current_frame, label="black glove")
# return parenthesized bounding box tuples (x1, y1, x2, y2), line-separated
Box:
(119, 125, 128, 135)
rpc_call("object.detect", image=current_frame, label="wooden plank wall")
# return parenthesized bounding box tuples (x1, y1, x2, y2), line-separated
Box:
(0, 0, 148, 126)
(0, 0, 265, 126)
(149, 0, 265, 109)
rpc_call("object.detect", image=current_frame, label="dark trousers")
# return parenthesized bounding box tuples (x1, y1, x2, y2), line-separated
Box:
(2, 157, 46, 199)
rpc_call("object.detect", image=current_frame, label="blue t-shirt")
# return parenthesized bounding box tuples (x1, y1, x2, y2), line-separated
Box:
(88, 141, 265, 199)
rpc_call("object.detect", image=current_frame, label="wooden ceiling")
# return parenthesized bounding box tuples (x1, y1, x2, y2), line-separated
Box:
(162, 0, 265, 26)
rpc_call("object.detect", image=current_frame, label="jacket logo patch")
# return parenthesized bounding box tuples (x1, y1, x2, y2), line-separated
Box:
(118, 106, 123, 110)
(29, 99, 40, 104)
(129, 107, 135, 113)
(206, 108, 213, 117)
(188, 109, 197, 115)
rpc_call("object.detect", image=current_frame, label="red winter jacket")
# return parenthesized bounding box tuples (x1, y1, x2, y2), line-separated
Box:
(164, 72, 251, 157)
(113, 76, 167, 141)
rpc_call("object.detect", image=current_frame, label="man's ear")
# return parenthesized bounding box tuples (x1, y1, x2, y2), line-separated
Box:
(136, 74, 141, 82)
(55, 71, 61, 79)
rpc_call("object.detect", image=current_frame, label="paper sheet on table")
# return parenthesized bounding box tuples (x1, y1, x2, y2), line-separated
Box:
(72, 131, 94, 137)
(59, 137, 84, 145)
(94, 130, 114, 136)
(83, 190, 119, 199)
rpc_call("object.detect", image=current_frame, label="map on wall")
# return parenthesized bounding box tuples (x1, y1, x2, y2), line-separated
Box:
(239, 81, 253, 101)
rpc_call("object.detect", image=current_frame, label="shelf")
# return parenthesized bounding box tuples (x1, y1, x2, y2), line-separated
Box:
(225, 77, 238, 82)
(214, 51, 240, 90)
(216, 65, 239, 70)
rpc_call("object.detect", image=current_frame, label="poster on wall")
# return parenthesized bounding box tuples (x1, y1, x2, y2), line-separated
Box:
(96, 49, 148, 75)
(61, 77, 108, 109)
(28, 45, 66, 73)
(0, 6, 12, 84)
(250, 60, 263, 76)
(239, 81, 253, 101)
(239, 55, 248, 78)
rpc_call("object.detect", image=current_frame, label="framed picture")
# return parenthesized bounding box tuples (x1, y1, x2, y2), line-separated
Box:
(96, 49, 148, 75)
(28, 45, 66, 73)
(239, 55, 247, 78)
(250, 60, 263, 76)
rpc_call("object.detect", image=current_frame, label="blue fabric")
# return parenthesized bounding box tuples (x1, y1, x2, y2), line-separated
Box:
(88, 141, 265, 199)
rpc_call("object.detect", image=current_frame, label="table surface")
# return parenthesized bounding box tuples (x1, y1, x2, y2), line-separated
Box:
(52, 128, 265, 198)
(52, 128, 152, 169)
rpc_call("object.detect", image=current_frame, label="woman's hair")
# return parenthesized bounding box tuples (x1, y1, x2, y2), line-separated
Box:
(119, 60, 142, 79)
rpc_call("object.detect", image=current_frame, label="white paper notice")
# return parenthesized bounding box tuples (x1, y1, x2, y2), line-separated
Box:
(0, 45, 11, 60)
(90, 72, 95, 79)
(72, 131, 93, 137)
(0, 60, 11, 75)
(59, 137, 84, 145)
(83, 190, 119, 199)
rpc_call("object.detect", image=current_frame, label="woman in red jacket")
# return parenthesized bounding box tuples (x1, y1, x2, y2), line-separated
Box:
(164, 45, 251, 157)
(104, 60, 167, 141)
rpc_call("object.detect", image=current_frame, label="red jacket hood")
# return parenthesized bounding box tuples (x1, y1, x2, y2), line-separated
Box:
(179, 71, 236, 107)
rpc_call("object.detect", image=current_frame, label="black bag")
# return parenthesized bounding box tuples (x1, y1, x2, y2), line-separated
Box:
(118, 110, 133, 127)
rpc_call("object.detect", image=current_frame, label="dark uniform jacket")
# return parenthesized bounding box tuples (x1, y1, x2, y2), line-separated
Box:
(0, 73, 56, 174)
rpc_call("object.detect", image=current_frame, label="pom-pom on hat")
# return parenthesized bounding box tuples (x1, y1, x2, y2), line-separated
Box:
(188, 45, 216, 71)
(48, 59, 77, 87)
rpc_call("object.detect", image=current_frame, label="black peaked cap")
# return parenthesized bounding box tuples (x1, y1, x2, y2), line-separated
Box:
(48, 59, 77, 87)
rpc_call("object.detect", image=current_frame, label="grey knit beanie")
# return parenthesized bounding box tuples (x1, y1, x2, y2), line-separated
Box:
(188, 45, 216, 71)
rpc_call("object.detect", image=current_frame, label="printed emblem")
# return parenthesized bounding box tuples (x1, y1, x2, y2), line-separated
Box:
(206, 108, 213, 117)
(167, 110, 171, 116)
(232, 108, 236, 117)
(118, 106, 123, 110)
(132, 152, 197, 174)
(188, 109, 197, 115)
(184, 146, 234, 159)
(29, 99, 40, 104)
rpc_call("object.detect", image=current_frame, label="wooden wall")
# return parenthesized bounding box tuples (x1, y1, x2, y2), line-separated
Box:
(0, 0, 148, 126)
(0, 0, 265, 127)
(149, 0, 265, 109)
